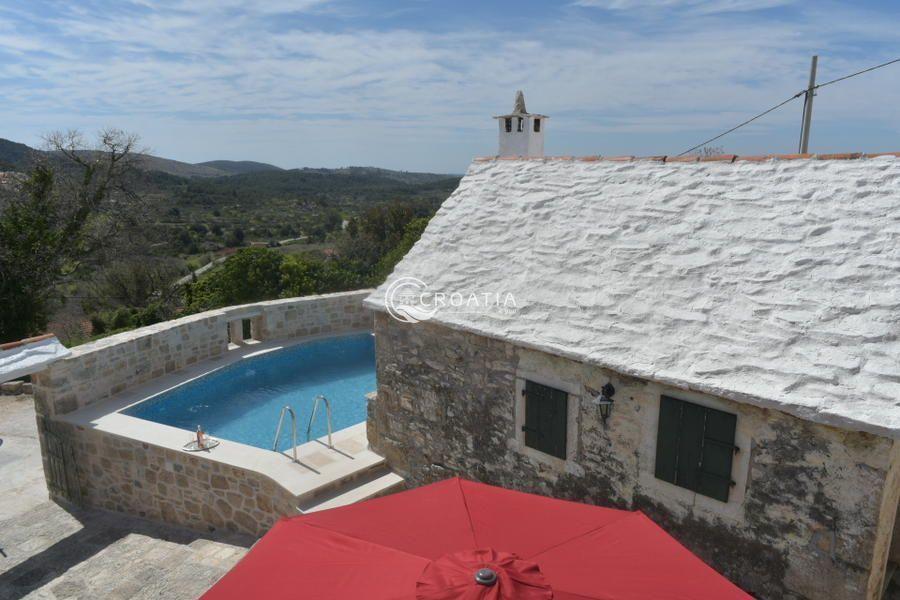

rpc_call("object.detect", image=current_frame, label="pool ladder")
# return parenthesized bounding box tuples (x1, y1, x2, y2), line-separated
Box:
(272, 395, 334, 463)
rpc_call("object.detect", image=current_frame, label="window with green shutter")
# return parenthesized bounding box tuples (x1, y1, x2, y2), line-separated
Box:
(654, 395, 738, 502)
(522, 380, 568, 460)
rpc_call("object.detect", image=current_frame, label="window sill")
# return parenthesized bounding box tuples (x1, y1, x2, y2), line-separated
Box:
(510, 438, 574, 472)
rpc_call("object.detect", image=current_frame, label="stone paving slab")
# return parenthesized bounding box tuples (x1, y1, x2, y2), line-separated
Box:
(0, 395, 252, 600)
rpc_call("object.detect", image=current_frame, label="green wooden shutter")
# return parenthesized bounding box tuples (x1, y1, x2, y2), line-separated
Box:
(524, 380, 544, 451)
(656, 395, 737, 503)
(545, 386, 568, 459)
(697, 407, 737, 502)
(524, 381, 568, 460)
(675, 401, 706, 492)
(654, 396, 681, 484)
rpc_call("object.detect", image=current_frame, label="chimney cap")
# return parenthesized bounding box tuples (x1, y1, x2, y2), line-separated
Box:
(513, 90, 527, 114)
(493, 90, 548, 119)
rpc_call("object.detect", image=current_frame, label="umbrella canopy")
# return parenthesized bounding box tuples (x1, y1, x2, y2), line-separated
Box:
(203, 477, 750, 600)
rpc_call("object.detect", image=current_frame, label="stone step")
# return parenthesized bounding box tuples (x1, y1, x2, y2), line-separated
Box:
(292, 447, 387, 505)
(297, 468, 405, 514)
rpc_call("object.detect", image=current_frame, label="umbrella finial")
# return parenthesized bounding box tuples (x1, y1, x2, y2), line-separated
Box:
(475, 568, 498, 586)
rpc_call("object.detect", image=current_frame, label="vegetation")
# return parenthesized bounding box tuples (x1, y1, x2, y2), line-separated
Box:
(0, 130, 144, 341)
(185, 203, 432, 312)
(0, 135, 456, 344)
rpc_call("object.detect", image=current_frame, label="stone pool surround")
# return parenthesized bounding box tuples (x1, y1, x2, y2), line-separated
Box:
(31, 291, 373, 537)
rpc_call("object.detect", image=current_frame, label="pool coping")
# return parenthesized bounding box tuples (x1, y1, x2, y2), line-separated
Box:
(54, 329, 379, 500)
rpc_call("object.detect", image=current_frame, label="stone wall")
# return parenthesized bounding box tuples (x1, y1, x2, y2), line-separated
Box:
(31, 291, 372, 535)
(32, 291, 372, 420)
(48, 420, 296, 537)
(368, 312, 900, 600)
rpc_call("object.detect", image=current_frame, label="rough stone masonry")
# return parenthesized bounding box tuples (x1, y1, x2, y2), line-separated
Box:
(368, 313, 900, 600)
(31, 291, 372, 538)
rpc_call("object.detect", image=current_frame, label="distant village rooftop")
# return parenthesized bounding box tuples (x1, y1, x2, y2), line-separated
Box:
(367, 152, 900, 438)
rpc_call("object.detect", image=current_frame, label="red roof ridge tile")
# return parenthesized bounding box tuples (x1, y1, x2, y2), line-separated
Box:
(0, 333, 56, 351)
(474, 152, 900, 164)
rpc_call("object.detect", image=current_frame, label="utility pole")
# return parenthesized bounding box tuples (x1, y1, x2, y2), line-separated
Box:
(799, 55, 818, 154)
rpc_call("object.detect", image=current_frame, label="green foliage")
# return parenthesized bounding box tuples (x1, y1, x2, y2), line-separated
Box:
(371, 217, 429, 281)
(0, 130, 142, 341)
(0, 167, 58, 339)
(87, 301, 170, 338)
(1, 134, 459, 343)
(184, 206, 431, 314)
(281, 255, 360, 296)
(186, 247, 283, 311)
(224, 227, 245, 247)
(146, 165, 457, 256)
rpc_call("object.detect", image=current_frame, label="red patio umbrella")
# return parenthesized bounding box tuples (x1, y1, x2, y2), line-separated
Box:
(203, 477, 750, 599)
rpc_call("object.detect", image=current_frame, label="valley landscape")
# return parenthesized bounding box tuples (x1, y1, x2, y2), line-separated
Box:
(0, 136, 460, 343)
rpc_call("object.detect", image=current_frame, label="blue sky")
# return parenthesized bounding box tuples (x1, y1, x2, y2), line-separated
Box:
(0, 0, 898, 173)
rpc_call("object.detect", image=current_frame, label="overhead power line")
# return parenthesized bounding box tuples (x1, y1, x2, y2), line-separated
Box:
(677, 92, 804, 157)
(815, 57, 900, 90)
(677, 56, 900, 157)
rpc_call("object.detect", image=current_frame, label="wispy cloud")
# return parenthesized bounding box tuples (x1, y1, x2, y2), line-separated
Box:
(572, 0, 794, 14)
(0, 0, 897, 171)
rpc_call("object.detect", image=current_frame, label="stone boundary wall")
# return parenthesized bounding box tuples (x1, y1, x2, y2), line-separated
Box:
(50, 420, 296, 537)
(368, 312, 900, 600)
(0, 380, 33, 395)
(32, 290, 372, 420)
(31, 291, 372, 535)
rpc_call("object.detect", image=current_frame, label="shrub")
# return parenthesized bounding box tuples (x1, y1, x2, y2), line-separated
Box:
(187, 247, 283, 311)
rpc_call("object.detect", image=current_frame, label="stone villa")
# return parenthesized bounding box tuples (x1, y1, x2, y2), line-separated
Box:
(9, 92, 900, 600)
(365, 95, 900, 599)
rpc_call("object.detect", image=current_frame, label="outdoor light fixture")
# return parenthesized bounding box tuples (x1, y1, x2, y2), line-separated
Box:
(587, 383, 616, 422)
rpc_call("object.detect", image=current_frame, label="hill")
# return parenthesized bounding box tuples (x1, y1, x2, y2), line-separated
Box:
(0, 138, 457, 181)
(0, 135, 460, 256)
(154, 165, 459, 251)
(0, 138, 36, 171)
(195, 160, 283, 175)
(135, 154, 230, 178)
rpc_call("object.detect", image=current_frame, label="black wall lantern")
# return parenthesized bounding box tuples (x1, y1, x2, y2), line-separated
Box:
(587, 383, 616, 422)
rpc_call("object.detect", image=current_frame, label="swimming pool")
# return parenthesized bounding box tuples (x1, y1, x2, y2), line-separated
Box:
(124, 333, 376, 451)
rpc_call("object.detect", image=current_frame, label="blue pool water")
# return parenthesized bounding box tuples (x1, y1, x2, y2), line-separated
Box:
(124, 333, 376, 451)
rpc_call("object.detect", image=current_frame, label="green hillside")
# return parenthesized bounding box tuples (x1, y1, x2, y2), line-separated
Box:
(195, 160, 284, 175)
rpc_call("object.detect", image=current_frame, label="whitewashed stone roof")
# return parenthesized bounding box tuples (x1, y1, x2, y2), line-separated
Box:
(366, 154, 900, 438)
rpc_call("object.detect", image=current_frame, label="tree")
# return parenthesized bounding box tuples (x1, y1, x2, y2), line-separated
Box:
(186, 247, 283, 311)
(0, 129, 143, 342)
(323, 209, 343, 232)
(225, 227, 244, 247)
(346, 217, 359, 238)
(281, 254, 359, 297)
(371, 217, 429, 282)
(87, 258, 182, 310)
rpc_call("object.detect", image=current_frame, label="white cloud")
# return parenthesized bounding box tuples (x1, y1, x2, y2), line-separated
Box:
(0, 0, 897, 170)
(572, 0, 795, 13)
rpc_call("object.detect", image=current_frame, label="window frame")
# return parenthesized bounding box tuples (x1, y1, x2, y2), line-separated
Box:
(533, 118, 541, 133)
(504, 118, 512, 133)
(522, 380, 568, 459)
(654, 395, 738, 503)
(513, 372, 580, 468)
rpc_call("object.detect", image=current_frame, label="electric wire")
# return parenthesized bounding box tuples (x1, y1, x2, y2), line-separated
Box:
(676, 56, 900, 157)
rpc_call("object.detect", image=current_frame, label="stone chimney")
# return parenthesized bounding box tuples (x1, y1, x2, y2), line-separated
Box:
(493, 90, 547, 158)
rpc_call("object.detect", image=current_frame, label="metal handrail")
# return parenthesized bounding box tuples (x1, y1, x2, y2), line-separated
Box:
(306, 394, 334, 448)
(272, 405, 298, 463)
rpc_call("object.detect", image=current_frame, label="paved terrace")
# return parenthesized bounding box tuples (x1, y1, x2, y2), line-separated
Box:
(0, 394, 251, 600)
